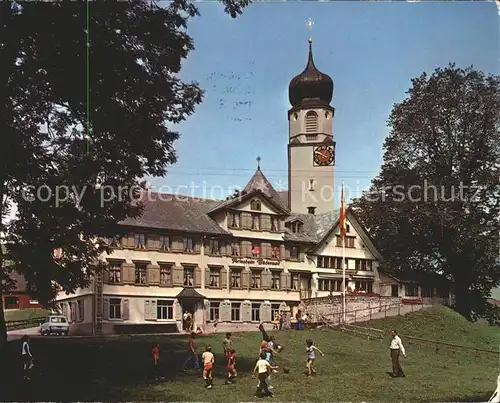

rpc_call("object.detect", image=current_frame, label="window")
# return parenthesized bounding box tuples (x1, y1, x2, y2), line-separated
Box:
(355, 281, 373, 293)
(271, 244, 280, 259)
(336, 236, 355, 248)
(271, 217, 279, 232)
(405, 285, 418, 297)
(184, 267, 194, 286)
(287, 221, 303, 233)
(366, 260, 373, 271)
(308, 179, 315, 191)
(317, 256, 336, 269)
(252, 243, 261, 258)
(210, 302, 220, 321)
(50, 316, 67, 323)
(421, 286, 434, 298)
(355, 259, 369, 271)
(305, 111, 318, 133)
(230, 270, 241, 288)
(78, 300, 84, 321)
(391, 284, 399, 297)
(135, 263, 147, 284)
(318, 279, 342, 292)
(134, 234, 146, 249)
(271, 304, 280, 322)
(209, 268, 220, 287)
(308, 206, 316, 215)
(251, 214, 260, 230)
(231, 242, 240, 256)
(157, 300, 174, 320)
(109, 298, 121, 319)
(159, 265, 171, 285)
(231, 303, 241, 321)
(209, 239, 220, 255)
(251, 271, 261, 289)
(250, 199, 261, 211)
(108, 236, 121, 247)
(346, 224, 350, 233)
(109, 263, 122, 283)
(159, 235, 171, 251)
(184, 237, 194, 252)
(229, 212, 240, 228)
(271, 272, 280, 289)
(291, 274, 299, 290)
(251, 303, 260, 322)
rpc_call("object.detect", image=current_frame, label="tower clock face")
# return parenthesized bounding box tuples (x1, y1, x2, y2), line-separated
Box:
(313, 146, 334, 166)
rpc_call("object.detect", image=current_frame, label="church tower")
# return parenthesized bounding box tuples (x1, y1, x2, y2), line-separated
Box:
(287, 37, 335, 215)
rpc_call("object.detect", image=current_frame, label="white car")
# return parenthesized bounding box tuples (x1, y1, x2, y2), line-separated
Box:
(39, 315, 70, 336)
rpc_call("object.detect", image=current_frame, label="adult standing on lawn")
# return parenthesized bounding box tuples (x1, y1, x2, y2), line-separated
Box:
(389, 330, 406, 377)
(182, 332, 200, 371)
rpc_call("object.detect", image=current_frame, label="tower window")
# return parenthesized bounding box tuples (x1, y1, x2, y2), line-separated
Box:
(308, 206, 316, 215)
(306, 134, 318, 141)
(293, 113, 298, 121)
(308, 179, 315, 191)
(325, 111, 329, 119)
(305, 111, 318, 133)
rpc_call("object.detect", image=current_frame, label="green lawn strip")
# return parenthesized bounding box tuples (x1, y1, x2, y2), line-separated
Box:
(4, 308, 50, 323)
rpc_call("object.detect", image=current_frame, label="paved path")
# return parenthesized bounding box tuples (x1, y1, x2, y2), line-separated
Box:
(7, 326, 40, 341)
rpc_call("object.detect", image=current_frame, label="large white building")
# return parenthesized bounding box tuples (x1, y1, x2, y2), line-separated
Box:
(56, 39, 444, 335)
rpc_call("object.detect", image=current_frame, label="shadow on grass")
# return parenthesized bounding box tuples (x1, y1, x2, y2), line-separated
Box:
(0, 335, 261, 401)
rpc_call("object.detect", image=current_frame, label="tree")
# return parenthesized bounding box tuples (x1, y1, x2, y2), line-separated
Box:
(0, 0, 249, 345)
(351, 64, 500, 322)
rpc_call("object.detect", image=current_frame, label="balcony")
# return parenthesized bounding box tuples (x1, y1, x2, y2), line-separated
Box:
(300, 289, 311, 299)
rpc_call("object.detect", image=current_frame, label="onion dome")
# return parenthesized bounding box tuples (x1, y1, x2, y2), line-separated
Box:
(288, 38, 334, 107)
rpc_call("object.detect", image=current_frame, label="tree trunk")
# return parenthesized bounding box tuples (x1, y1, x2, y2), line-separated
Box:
(0, 182, 7, 347)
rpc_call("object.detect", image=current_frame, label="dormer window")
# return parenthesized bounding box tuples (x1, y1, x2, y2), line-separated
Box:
(305, 111, 318, 133)
(250, 199, 261, 211)
(292, 221, 302, 233)
(251, 214, 260, 230)
(229, 212, 240, 228)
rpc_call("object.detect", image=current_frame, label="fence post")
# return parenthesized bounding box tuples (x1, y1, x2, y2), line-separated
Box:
(398, 304, 401, 316)
(411, 304, 414, 312)
(384, 305, 387, 318)
(369, 307, 372, 320)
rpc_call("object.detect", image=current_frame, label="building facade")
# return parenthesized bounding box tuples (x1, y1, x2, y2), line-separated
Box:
(55, 39, 414, 335)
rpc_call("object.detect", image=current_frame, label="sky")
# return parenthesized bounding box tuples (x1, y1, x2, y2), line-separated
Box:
(147, 1, 499, 208)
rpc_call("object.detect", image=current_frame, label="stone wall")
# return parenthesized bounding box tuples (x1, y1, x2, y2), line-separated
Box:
(299, 295, 401, 324)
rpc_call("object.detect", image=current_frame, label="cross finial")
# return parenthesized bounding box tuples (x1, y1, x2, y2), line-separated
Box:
(306, 18, 314, 43)
(256, 156, 261, 169)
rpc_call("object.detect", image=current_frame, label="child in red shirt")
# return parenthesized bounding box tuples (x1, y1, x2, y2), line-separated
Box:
(152, 344, 160, 378)
(225, 348, 237, 384)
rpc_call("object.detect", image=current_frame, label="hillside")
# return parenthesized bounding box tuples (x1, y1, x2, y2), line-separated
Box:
(359, 305, 499, 350)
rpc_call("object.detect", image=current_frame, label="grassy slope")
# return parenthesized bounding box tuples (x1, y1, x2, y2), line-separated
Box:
(1, 306, 498, 402)
(4, 308, 50, 323)
(359, 305, 499, 350)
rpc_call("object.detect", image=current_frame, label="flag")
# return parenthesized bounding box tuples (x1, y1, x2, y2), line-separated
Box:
(340, 184, 347, 240)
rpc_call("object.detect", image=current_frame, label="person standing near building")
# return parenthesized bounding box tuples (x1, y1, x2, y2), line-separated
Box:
(390, 330, 407, 377)
(21, 335, 34, 380)
(182, 332, 200, 371)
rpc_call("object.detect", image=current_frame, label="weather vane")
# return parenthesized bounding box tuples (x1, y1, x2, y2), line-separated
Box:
(256, 156, 261, 169)
(306, 18, 314, 42)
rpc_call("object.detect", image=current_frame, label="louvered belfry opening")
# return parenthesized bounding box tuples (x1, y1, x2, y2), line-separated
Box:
(305, 111, 318, 133)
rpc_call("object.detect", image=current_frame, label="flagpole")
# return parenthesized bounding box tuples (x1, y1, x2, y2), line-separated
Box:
(342, 183, 346, 323)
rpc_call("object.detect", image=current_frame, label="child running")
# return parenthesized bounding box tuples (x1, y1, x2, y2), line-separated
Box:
(305, 339, 324, 378)
(152, 344, 160, 379)
(222, 332, 232, 362)
(201, 345, 215, 389)
(225, 348, 237, 384)
(254, 352, 278, 398)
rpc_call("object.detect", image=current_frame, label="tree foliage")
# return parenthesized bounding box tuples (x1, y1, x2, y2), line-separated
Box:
(0, 0, 249, 345)
(351, 64, 500, 322)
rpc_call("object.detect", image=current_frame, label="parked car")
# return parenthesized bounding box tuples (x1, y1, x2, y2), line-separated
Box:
(39, 315, 69, 336)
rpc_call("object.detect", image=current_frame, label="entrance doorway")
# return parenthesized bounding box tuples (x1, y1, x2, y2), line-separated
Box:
(391, 285, 399, 297)
(181, 300, 196, 332)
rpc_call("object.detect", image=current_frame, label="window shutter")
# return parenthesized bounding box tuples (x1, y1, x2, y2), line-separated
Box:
(279, 245, 285, 260)
(241, 212, 251, 229)
(241, 269, 250, 289)
(172, 237, 183, 251)
(241, 300, 252, 322)
(127, 234, 135, 248)
(280, 271, 288, 290)
(121, 263, 134, 284)
(219, 241, 227, 255)
(241, 241, 251, 257)
(220, 300, 231, 322)
(174, 299, 182, 320)
(103, 298, 109, 320)
(260, 301, 271, 322)
(147, 264, 160, 285)
(195, 266, 202, 287)
(220, 267, 228, 288)
(205, 268, 211, 287)
(102, 267, 110, 283)
(144, 300, 152, 320)
(172, 266, 184, 286)
(148, 235, 160, 249)
(194, 239, 201, 253)
(122, 299, 129, 320)
(299, 250, 305, 262)
(71, 303, 77, 323)
(262, 270, 271, 289)
(265, 243, 272, 258)
(261, 215, 271, 231)
(150, 299, 157, 320)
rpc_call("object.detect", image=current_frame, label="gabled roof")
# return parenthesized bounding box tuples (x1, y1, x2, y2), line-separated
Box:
(209, 188, 289, 216)
(176, 287, 204, 299)
(242, 168, 285, 207)
(120, 193, 230, 236)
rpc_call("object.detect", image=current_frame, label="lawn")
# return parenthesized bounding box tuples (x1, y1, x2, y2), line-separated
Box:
(1, 306, 498, 402)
